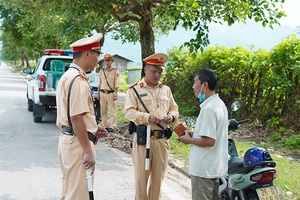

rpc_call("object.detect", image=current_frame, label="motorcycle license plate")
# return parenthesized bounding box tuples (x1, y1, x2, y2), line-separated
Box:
(256, 185, 285, 200)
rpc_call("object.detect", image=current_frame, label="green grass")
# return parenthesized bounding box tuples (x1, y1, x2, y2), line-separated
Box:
(117, 105, 129, 124)
(119, 72, 130, 93)
(169, 134, 190, 159)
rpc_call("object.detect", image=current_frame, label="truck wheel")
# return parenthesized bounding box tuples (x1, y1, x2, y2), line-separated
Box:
(33, 103, 45, 123)
(28, 105, 33, 111)
(34, 116, 42, 122)
(27, 99, 33, 111)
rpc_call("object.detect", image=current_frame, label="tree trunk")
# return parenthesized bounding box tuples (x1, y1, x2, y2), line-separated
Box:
(20, 58, 24, 68)
(139, 19, 155, 77)
(25, 57, 30, 68)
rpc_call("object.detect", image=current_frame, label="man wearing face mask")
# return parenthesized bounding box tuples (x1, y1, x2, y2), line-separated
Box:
(177, 68, 228, 200)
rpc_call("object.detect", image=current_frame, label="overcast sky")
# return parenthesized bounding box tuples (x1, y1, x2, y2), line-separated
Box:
(280, 0, 299, 27)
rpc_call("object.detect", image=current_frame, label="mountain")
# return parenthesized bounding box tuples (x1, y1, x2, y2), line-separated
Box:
(101, 21, 299, 63)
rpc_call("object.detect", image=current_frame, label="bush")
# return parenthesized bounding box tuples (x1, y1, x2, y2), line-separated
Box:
(283, 135, 300, 150)
(163, 36, 300, 138)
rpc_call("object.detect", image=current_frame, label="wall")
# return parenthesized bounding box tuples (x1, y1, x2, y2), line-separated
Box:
(99, 57, 129, 73)
(127, 69, 142, 84)
(113, 57, 127, 73)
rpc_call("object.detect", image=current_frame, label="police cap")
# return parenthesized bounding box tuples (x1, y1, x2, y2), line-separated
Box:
(70, 33, 103, 53)
(104, 54, 114, 61)
(143, 53, 168, 69)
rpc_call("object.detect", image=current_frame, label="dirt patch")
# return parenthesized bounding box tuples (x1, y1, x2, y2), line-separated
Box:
(229, 125, 300, 162)
(99, 124, 132, 155)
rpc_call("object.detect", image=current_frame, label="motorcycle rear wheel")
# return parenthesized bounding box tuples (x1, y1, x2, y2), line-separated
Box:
(246, 192, 259, 200)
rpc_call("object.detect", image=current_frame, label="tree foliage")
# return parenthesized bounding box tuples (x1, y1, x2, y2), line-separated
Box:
(0, 0, 286, 67)
(163, 34, 300, 137)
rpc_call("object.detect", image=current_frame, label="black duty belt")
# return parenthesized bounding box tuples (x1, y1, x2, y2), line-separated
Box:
(100, 89, 115, 94)
(62, 126, 98, 145)
(151, 130, 166, 139)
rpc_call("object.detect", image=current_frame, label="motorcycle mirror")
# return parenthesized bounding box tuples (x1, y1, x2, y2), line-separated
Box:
(231, 100, 242, 112)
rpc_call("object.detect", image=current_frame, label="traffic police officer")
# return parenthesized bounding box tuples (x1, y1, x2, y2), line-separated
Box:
(124, 53, 179, 200)
(56, 33, 108, 200)
(98, 53, 120, 132)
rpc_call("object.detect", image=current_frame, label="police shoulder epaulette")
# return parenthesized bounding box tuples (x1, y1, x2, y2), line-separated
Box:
(129, 82, 138, 89)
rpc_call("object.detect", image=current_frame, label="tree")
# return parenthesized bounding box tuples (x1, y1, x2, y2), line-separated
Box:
(1, 0, 286, 73)
(46, 0, 287, 76)
(0, 0, 67, 63)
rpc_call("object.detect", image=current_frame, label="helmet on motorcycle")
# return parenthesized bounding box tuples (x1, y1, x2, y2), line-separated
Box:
(243, 147, 273, 167)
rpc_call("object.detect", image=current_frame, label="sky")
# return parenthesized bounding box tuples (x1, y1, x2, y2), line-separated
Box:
(279, 0, 299, 27)
(101, 0, 300, 63)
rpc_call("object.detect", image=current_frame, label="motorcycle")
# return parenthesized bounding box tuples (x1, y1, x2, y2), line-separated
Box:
(219, 100, 285, 200)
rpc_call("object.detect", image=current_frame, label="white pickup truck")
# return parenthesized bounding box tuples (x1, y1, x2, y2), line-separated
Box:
(23, 49, 100, 122)
(87, 68, 100, 122)
(23, 49, 74, 122)
(24, 49, 99, 122)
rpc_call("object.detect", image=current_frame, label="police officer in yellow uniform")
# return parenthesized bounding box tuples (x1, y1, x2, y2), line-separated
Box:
(56, 33, 108, 200)
(98, 53, 120, 132)
(124, 53, 179, 200)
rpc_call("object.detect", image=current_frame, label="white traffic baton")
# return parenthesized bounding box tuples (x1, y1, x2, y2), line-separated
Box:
(86, 169, 94, 200)
(145, 125, 151, 170)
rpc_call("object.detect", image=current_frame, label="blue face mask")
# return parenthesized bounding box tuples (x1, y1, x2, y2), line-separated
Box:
(197, 84, 205, 102)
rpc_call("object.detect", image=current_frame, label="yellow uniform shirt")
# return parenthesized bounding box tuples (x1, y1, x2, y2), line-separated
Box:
(124, 78, 179, 130)
(56, 64, 97, 133)
(98, 68, 120, 91)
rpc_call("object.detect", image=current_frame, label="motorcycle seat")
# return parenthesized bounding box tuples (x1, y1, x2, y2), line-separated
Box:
(228, 157, 244, 174)
(228, 157, 276, 174)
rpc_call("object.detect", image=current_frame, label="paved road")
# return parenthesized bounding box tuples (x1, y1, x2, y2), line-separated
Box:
(0, 63, 191, 200)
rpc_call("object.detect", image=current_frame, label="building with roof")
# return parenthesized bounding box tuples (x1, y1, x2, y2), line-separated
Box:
(97, 54, 133, 73)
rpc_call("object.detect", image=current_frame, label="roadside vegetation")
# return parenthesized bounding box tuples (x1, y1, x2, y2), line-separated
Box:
(163, 35, 300, 151)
